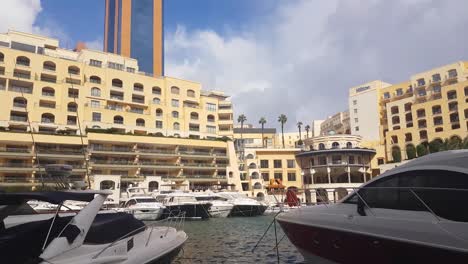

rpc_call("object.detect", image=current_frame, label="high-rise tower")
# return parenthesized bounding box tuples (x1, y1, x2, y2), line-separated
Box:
(104, 0, 164, 76)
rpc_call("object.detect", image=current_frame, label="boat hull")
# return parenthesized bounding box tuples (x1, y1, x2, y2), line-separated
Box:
(277, 220, 468, 264)
(228, 205, 268, 217)
(209, 204, 233, 218)
(162, 204, 212, 219)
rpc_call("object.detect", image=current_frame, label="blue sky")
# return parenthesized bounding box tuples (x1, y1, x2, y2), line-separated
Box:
(35, 0, 278, 50)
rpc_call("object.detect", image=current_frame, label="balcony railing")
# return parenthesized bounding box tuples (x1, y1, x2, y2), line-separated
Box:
(0, 147, 30, 153)
(13, 72, 31, 79)
(138, 149, 176, 154)
(10, 116, 27, 122)
(179, 151, 211, 156)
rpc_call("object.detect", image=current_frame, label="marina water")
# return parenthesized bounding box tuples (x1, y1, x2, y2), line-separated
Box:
(152, 215, 304, 263)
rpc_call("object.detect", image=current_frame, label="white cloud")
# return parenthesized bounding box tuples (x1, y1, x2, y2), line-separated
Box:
(0, 0, 42, 33)
(85, 38, 103, 51)
(166, 0, 468, 131)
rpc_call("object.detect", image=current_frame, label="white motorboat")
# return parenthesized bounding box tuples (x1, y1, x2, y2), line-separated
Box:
(217, 192, 268, 217)
(0, 190, 187, 264)
(155, 192, 212, 219)
(119, 196, 165, 221)
(277, 150, 468, 263)
(193, 192, 234, 218)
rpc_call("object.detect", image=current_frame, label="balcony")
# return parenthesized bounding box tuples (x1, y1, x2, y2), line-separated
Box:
(110, 95, 124, 101)
(179, 151, 212, 157)
(10, 115, 28, 122)
(182, 163, 217, 169)
(138, 162, 180, 168)
(137, 149, 178, 156)
(13, 71, 31, 80)
(40, 75, 57, 83)
(65, 78, 81, 85)
(90, 147, 134, 153)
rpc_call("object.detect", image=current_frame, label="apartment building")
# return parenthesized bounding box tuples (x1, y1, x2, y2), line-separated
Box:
(0, 30, 236, 190)
(380, 61, 468, 161)
(320, 111, 350, 136)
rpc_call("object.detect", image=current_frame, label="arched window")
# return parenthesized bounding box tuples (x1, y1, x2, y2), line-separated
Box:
(41, 113, 55, 123)
(171, 86, 180, 95)
(67, 102, 77, 112)
(68, 66, 80, 75)
(173, 122, 180, 130)
(187, 89, 195, 97)
(190, 112, 199, 120)
(134, 83, 144, 92)
(253, 182, 262, 189)
(246, 154, 254, 159)
(136, 118, 145, 127)
(331, 142, 340, 149)
(0, 52, 4, 62)
(112, 78, 123, 88)
(464, 87, 468, 97)
(148, 181, 159, 192)
(156, 108, 163, 117)
(318, 143, 325, 150)
(172, 111, 179, 118)
(91, 87, 101, 97)
(90, 75, 101, 84)
(13, 97, 27, 108)
(43, 61, 56, 71)
(251, 172, 259, 179)
(346, 142, 353, 149)
(114, 115, 124, 124)
(152, 97, 161, 104)
(207, 114, 215, 122)
(152, 86, 161, 95)
(42, 87, 55, 97)
(249, 163, 257, 169)
(16, 56, 30, 67)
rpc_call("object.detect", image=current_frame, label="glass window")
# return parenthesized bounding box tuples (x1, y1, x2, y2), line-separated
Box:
(274, 160, 282, 168)
(172, 111, 179, 118)
(171, 86, 180, 94)
(353, 100, 357, 105)
(171, 99, 179, 107)
(91, 87, 101, 97)
(126, 67, 135, 73)
(287, 160, 295, 168)
(261, 173, 269, 181)
(274, 173, 283, 181)
(90, 100, 100, 108)
(354, 109, 357, 114)
(90, 60, 102, 67)
(155, 121, 163, 129)
(206, 125, 216, 134)
(92, 112, 101, 122)
(287, 173, 296, 181)
(173, 122, 180, 130)
(206, 103, 217, 111)
(260, 160, 269, 168)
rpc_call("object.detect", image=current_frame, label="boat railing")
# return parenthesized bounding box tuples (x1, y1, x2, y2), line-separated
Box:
(92, 211, 186, 259)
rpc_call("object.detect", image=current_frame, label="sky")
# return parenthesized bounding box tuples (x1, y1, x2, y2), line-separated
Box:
(1, 0, 468, 132)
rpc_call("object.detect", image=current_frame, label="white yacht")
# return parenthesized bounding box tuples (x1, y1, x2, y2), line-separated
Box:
(217, 192, 268, 217)
(119, 196, 165, 221)
(277, 150, 468, 263)
(193, 192, 234, 218)
(154, 192, 212, 219)
(0, 190, 187, 264)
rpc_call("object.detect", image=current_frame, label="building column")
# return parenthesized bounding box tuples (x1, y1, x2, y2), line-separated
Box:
(347, 167, 351, 183)
(327, 167, 331, 184)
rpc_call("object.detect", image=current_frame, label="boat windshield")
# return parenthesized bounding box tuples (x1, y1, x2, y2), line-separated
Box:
(136, 198, 157, 203)
(195, 196, 228, 201)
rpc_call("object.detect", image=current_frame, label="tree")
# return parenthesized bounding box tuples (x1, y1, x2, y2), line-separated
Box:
(463, 136, 468, 149)
(278, 114, 287, 148)
(392, 146, 402, 162)
(259, 117, 267, 148)
(406, 144, 416, 160)
(416, 143, 429, 157)
(237, 114, 247, 149)
(305, 125, 311, 138)
(429, 139, 443, 153)
(448, 136, 462, 150)
(297, 122, 303, 145)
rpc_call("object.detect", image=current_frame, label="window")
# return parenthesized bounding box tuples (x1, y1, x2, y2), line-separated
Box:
(274, 173, 283, 181)
(134, 83, 144, 92)
(383, 92, 390, 99)
(260, 160, 269, 168)
(261, 173, 269, 182)
(91, 87, 101, 97)
(187, 89, 195, 97)
(355, 126, 359, 131)
(173, 122, 180, 130)
(190, 112, 199, 120)
(417, 78, 425, 86)
(155, 109, 163, 117)
(287, 173, 296, 181)
(433, 84, 441, 93)
(90, 100, 100, 108)
(43, 61, 56, 71)
(152, 86, 161, 95)
(353, 100, 357, 105)
(353, 109, 358, 114)
(68, 88, 79, 98)
(354, 118, 358, 123)
(287, 160, 295, 168)
(112, 78, 123, 88)
(171, 86, 180, 95)
(206, 125, 216, 134)
(274, 160, 282, 168)
(432, 73, 441, 82)
(172, 111, 179, 118)
(136, 118, 145, 127)
(206, 103, 217, 111)
(90, 59, 102, 67)
(396, 89, 403, 96)
(354, 170, 468, 222)
(447, 90, 457, 100)
(207, 115, 215, 122)
(68, 66, 80, 75)
(155, 121, 163, 129)
(416, 109, 425, 118)
(16, 56, 30, 67)
(448, 69, 458, 78)
(171, 99, 179, 107)
(432, 105, 441, 115)
(92, 112, 101, 122)
(108, 62, 124, 71)
(152, 97, 161, 104)
(349, 156, 355, 164)
(126, 67, 135, 73)
(113, 115, 124, 124)
(42, 87, 55, 97)
(89, 76, 101, 84)
(332, 142, 340, 149)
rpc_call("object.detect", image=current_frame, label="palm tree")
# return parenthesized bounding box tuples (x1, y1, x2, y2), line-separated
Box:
(297, 122, 303, 145)
(278, 114, 287, 148)
(237, 114, 247, 149)
(305, 125, 311, 138)
(259, 117, 267, 148)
